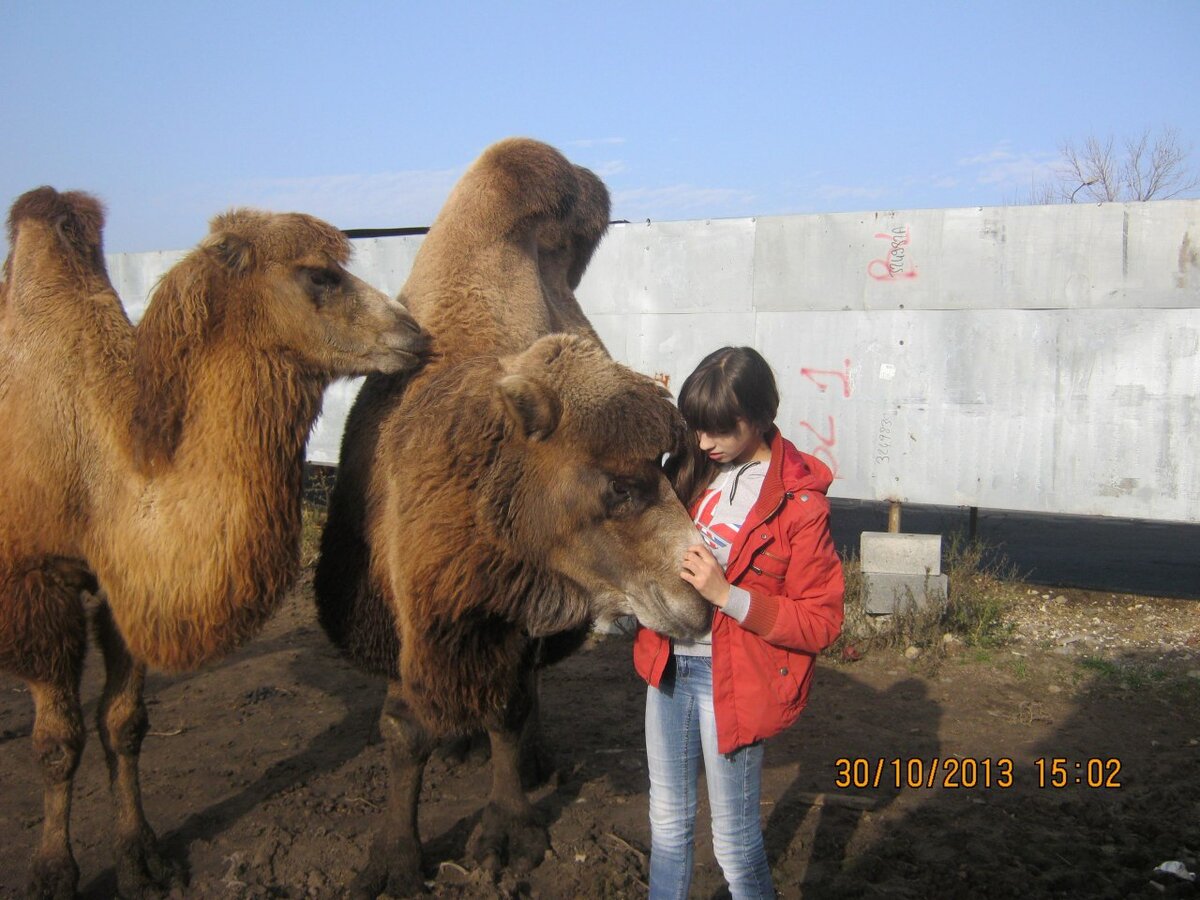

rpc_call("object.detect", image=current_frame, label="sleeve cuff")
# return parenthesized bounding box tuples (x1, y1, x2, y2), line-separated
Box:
(740, 589, 780, 636)
(724, 586, 752, 623)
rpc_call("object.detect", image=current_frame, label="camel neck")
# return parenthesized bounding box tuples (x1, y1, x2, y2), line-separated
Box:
(91, 349, 324, 671)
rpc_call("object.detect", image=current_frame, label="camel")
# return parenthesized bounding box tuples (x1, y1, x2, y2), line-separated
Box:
(314, 137, 713, 895)
(0, 188, 429, 899)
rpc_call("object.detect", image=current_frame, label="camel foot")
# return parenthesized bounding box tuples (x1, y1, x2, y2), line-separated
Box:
(351, 831, 427, 898)
(114, 825, 184, 899)
(26, 852, 79, 900)
(467, 802, 549, 875)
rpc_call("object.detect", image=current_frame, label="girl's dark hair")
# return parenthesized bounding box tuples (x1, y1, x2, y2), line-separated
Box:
(668, 346, 780, 508)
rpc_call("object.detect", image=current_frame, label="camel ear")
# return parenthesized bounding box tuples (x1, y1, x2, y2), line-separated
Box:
(202, 230, 254, 274)
(498, 374, 561, 441)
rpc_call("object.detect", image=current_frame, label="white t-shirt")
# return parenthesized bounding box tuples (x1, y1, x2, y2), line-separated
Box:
(675, 460, 766, 657)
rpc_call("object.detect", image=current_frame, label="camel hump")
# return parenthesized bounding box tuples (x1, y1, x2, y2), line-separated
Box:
(403, 139, 611, 353)
(7, 187, 106, 266)
(436, 137, 610, 241)
(477, 137, 581, 221)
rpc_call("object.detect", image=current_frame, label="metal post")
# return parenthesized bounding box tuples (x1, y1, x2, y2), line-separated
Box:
(887, 501, 902, 534)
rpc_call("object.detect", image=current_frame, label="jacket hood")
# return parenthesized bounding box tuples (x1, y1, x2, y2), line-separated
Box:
(771, 427, 834, 496)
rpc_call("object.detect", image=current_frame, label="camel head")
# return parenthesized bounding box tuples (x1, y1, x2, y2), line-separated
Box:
(131, 209, 429, 469)
(484, 334, 712, 640)
(194, 209, 429, 377)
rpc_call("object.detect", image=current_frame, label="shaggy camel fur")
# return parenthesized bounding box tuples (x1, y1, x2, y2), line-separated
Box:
(0, 188, 429, 899)
(315, 138, 712, 895)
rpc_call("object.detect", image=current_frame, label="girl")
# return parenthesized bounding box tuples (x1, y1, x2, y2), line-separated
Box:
(634, 346, 845, 899)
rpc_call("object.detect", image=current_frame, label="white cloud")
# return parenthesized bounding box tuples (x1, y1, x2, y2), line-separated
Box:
(956, 143, 1060, 190)
(956, 147, 1019, 167)
(589, 159, 628, 177)
(612, 184, 757, 221)
(815, 184, 889, 202)
(232, 167, 465, 231)
(565, 137, 627, 149)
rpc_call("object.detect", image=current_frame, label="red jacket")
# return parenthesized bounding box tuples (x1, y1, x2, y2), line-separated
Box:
(634, 429, 845, 754)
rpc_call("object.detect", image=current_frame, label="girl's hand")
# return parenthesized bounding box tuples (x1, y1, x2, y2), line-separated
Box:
(680, 543, 731, 608)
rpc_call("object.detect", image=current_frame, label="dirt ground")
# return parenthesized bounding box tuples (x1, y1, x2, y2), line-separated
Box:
(2, 574, 1199, 899)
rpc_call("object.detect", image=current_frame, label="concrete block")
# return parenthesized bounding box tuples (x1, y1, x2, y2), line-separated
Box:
(860, 532, 943, 575)
(863, 572, 949, 615)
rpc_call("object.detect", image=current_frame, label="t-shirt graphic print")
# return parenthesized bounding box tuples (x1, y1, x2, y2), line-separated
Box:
(693, 460, 767, 570)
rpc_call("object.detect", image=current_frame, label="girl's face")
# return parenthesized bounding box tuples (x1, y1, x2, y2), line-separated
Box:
(696, 418, 767, 466)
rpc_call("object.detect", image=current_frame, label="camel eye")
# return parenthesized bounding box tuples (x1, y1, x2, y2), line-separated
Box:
(306, 268, 341, 290)
(604, 479, 634, 515)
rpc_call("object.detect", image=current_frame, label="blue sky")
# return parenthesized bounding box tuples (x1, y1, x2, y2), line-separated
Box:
(3, 1, 1198, 255)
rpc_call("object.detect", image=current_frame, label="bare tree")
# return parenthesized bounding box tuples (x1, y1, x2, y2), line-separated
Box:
(1030, 126, 1200, 204)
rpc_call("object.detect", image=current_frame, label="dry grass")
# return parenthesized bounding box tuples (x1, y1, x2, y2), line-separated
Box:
(827, 535, 1025, 663)
(940, 535, 1023, 647)
(300, 503, 326, 569)
(299, 465, 336, 568)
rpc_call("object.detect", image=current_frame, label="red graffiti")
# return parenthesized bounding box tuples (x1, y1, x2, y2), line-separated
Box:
(810, 446, 839, 480)
(798, 358, 853, 480)
(800, 358, 852, 398)
(868, 226, 918, 281)
(798, 416, 838, 479)
(799, 415, 836, 448)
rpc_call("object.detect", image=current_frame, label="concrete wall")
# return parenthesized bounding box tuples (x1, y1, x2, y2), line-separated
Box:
(106, 199, 1200, 524)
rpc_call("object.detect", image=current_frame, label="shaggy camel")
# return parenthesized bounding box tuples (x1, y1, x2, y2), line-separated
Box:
(315, 138, 712, 895)
(0, 188, 429, 899)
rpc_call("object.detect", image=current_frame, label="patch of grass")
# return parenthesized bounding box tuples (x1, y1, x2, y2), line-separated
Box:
(304, 463, 337, 507)
(1077, 655, 1181, 693)
(826, 535, 1025, 663)
(1165, 675, 1200, 702)
(298, 468, 338, 566)
(940, 534, 1022, 648)
(300, 502, 326, 569)
(299, 464, 336, 569)
(1078, 656, 1121, 678)
(872, 579, 948, 653)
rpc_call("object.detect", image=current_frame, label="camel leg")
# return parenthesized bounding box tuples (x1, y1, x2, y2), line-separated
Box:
(1, 558, 88, 900)
(517, 668, 556, 790)
(469, 664, 549, 875)
(518, 627, 589, 790)
(27, 680, 85, 900)
(93, 602, 182, 898)
(353, 679, 434, 899)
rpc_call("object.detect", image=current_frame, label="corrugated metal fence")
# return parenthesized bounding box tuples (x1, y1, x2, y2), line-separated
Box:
(107, 199, 1200, 524)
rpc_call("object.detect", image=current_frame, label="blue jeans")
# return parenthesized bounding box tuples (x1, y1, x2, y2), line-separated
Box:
(645, 654, 775, 899)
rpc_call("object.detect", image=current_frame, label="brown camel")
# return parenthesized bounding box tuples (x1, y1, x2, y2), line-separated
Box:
(0, 188, 429, 899)
(315, 138, 712, 895)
